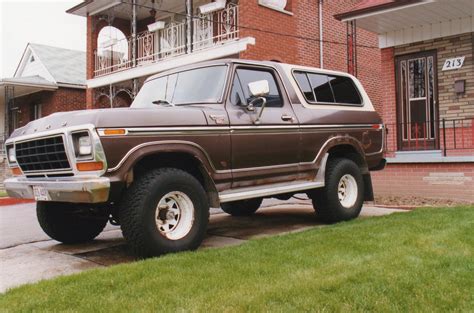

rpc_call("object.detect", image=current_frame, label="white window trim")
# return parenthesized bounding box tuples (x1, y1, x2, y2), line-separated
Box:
(258, 1, 293, 16)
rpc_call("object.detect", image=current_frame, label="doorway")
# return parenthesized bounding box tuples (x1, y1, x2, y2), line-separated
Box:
(396, 51, 439, 151)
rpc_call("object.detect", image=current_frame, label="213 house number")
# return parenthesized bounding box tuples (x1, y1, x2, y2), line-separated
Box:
(442, 56, 465, 71)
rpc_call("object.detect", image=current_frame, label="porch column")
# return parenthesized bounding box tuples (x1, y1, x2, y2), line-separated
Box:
(4, 86, 14, 135)
(86, 16, 95, 109)
(186, 0, 193, 53)
(131, 0, 137, 67)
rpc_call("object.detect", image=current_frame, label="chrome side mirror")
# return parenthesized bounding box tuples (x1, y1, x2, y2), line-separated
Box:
(247, 80, 269, 124)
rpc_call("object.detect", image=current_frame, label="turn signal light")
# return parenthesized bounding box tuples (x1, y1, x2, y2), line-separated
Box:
(76, 161, 104, 172)
(103, 129, 127, 136)
(11, 167, 22, 176)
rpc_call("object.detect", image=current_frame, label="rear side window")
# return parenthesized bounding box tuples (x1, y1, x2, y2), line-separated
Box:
(293, 72, 315, 102)
(293, 71, 362, 105)
(308, 73, 335, 103)
(328, 76, 362, 104)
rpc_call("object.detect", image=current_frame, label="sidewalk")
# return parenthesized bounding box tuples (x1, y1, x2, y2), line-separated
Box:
(0, 201, 406, 293)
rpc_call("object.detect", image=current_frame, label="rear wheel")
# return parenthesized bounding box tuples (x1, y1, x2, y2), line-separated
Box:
(119, 168, 209, 258)
(37, 202, 108, 244)
(310, 158, 364, 224)
(221, 198, 263, 216)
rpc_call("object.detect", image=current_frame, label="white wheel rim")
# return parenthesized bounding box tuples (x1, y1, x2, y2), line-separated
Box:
(338, 174, 358, 208)
(155, 191, 194, 240)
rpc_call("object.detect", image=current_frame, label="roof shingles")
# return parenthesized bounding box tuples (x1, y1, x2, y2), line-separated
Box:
(29, 43, 86, 87)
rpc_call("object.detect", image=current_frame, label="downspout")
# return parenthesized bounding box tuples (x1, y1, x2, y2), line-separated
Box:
(319, 0, 324, 69)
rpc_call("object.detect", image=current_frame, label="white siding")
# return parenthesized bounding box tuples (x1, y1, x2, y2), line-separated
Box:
(15, 50, 55, 83)
(379, 16, 474, 48)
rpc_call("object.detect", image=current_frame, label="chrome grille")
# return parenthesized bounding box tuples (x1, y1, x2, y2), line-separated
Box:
(15, 135, 71, 173)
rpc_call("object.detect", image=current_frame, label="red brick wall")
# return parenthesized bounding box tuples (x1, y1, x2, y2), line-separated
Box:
(239, 0, 382, 113)
(372, 163, 474, 202)
(14, 88, 86, 129)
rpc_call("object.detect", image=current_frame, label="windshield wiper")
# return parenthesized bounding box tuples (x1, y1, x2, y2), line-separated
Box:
(152, 99, 174, 107)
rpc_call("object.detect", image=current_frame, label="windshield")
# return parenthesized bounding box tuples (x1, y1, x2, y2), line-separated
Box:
(131, 65, 228, 108)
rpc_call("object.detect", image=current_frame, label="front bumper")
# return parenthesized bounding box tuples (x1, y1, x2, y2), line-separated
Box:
(4, 176, 110, 203)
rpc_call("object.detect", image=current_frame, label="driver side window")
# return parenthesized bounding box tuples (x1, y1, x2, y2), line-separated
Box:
(230, 68, 283, 107)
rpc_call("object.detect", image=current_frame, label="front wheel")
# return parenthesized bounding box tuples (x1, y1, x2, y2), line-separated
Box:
(310, 158, 364, 224)
(37, 202, 108, 244)
(119, 168, 209, 258)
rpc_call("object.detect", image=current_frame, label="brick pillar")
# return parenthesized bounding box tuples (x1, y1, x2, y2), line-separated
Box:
(380, 47, 397, 154)
(86, 16, 96, 109)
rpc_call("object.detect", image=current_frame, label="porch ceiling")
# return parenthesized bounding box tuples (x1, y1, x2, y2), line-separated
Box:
(339, 0, 474, 34)
(0, 77, 58, 113)
(67, 0, 189, 20)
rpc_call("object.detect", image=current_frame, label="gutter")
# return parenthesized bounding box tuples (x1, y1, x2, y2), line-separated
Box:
(319, 0, 323, 69)
(334, 0, 428, 21)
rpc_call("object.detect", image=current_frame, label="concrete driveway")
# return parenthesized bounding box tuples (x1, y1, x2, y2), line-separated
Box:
(0, 198, 406, 293)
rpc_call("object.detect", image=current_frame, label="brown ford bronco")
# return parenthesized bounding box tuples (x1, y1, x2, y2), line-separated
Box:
(4, 59, 385, 257)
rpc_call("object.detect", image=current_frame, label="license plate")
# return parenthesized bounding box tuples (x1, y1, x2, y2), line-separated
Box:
(32, 186, 50, 201)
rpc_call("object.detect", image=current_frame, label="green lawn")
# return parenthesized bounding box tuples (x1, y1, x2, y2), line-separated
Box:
(1, 207, 473, 312)
(0, 190, 8, 198)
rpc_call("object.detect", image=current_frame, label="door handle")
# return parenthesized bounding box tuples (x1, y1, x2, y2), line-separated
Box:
(281, 114, 294, 122)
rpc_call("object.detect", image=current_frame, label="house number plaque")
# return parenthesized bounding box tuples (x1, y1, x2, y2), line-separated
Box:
(442, 56, 465, 71)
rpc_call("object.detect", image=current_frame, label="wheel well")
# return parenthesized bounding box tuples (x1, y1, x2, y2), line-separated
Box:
(327, 145, 368, 173)
(327, 145, 374, 201)
(131, 153, 219, 207)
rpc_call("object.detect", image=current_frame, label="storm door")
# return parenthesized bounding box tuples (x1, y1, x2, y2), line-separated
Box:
(396, 51, 439, 151)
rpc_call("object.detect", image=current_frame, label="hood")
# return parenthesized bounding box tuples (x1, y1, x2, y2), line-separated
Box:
(10, 106, 209, 138)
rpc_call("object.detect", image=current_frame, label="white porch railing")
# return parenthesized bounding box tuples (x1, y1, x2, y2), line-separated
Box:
(137, 21, 187, 65)
(93, 4, 239, 77)
(193, 3, 239, 51)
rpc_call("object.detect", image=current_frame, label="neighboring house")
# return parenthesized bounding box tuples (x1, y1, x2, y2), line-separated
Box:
(66, 0, 382, 112)
(336, 0, 474, 201)
(0, 43, 86, 186)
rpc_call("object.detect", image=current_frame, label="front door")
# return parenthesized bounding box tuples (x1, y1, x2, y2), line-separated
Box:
(396, 51, 439, 150)
(226, 65, 300, 188)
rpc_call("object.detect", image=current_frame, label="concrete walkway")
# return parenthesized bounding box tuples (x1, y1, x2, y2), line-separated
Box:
(0, 200, 406, 293)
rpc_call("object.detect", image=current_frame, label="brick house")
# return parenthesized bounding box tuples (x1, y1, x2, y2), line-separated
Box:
(0, 43, 86, 186)
(336, 0, 474, 201)
(66, 0, 382, 111)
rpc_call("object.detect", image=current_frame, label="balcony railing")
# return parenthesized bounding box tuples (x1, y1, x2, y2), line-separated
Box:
(94, 4, 239, 78)
(384, 118, 474, 157)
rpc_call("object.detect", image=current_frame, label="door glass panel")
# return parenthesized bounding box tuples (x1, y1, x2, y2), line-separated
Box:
(408, 58, 425, 99)
(427, 56, 435, 139)
(230, 74, 246, 106)
(235, 68, 283, 107)
(400, 60, 408, 140)
(409, 99, 427, 139)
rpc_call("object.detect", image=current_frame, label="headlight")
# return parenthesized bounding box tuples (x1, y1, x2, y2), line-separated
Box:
(7, 147, 16, 163)
(73, 132, 93, 158)
(78, 136, 92, 155)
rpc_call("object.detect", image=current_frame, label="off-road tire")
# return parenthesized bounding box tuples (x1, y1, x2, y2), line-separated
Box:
(119, 168, 209, 258)
(221, 198, 263, 216)
(37, 202, 108, 244)
(311, 158, 364, 224)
